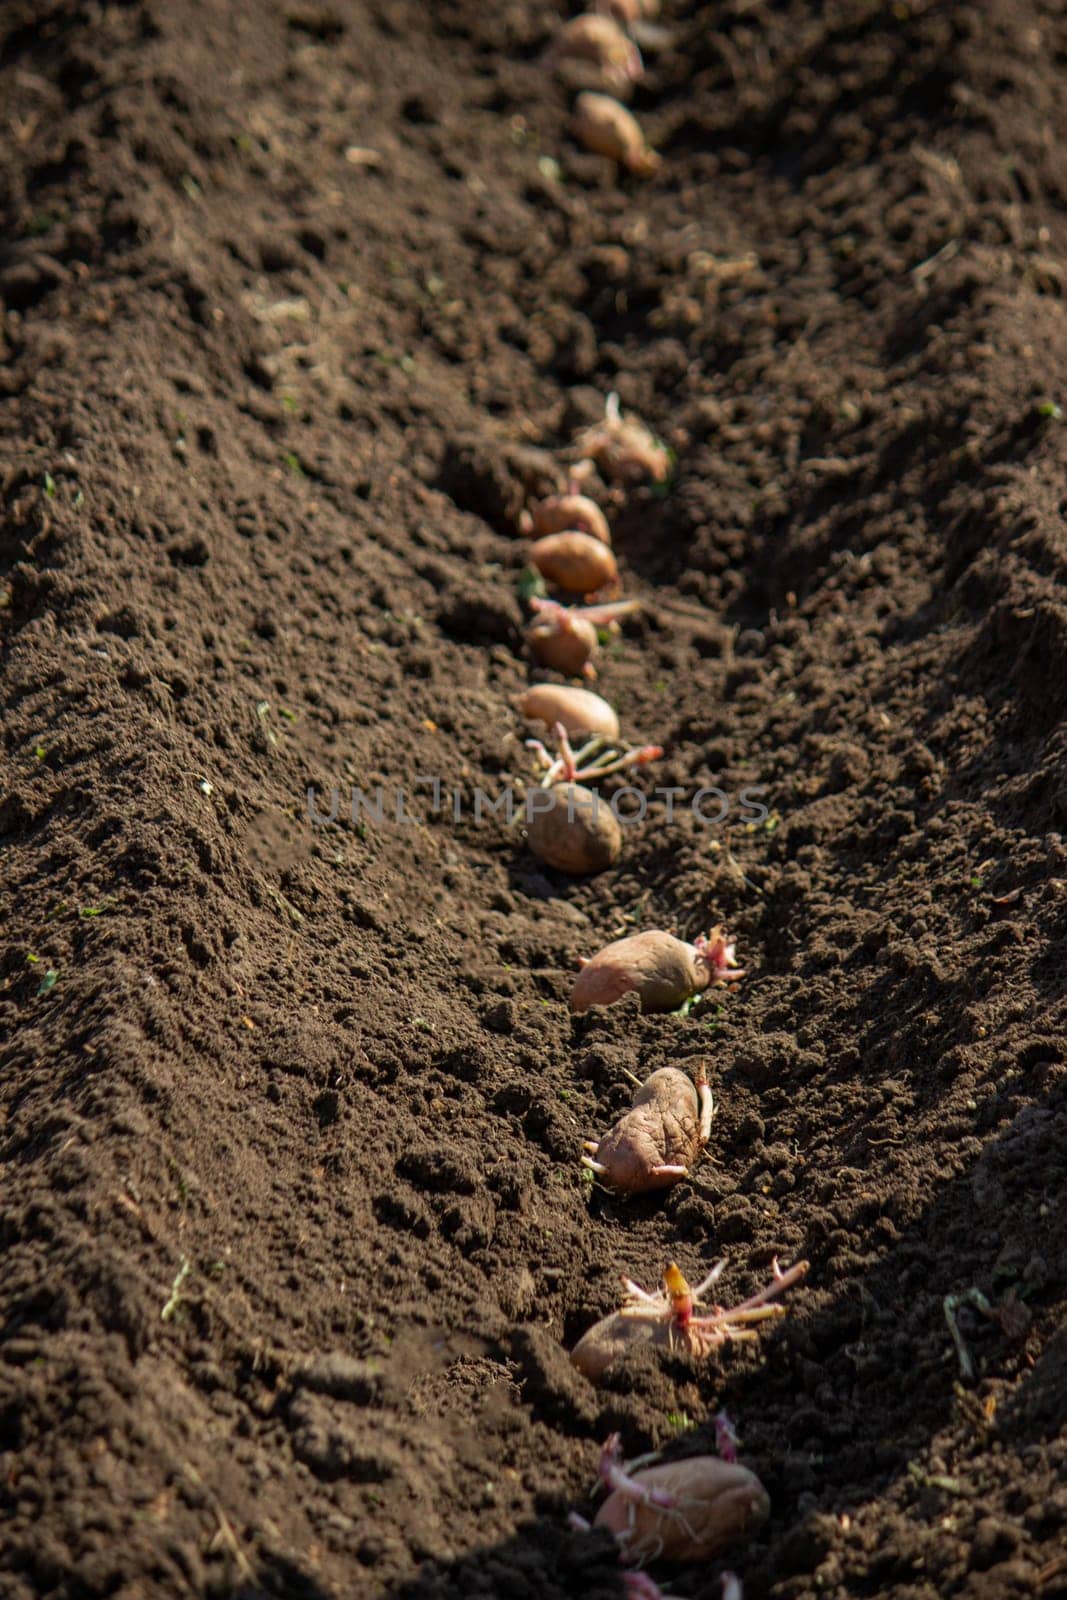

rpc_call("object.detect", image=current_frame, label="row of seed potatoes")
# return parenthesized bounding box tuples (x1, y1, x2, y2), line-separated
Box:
(492, 10, 811, 1595)
(515, 407, 805, 1594)
(550, 0, 663, 175)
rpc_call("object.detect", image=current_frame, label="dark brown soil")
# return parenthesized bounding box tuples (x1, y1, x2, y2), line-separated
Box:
(2, 1, 1067, 1597)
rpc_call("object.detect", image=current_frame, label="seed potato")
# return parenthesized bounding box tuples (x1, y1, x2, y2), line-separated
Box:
(585, 1067, 702, 1194)
(595, 1455, 770, 1563)
(526, 781, 622, 875)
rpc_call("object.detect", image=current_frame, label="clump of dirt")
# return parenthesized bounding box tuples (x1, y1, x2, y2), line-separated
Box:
(2, 1, 1067, 1598)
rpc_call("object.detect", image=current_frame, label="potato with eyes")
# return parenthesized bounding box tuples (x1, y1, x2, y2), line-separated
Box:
(582, 1066, 711, 1195)
(570, 927, 741, 1014)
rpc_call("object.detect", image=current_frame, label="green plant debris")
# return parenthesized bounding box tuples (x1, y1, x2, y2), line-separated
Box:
(256, 700, 279, 748)
(907, 1462, 970, 1496)
(944, 1288, 994, 1382)
(1037, 400, 1062, 420)
(675, 992, 703, 1017)
(34, 745, 46, 760)
(282, 451, 305, 477)
(264, 884, 303, 925)
(666, 1411, 695, 1432)
(25, 953, 40, 964)
(180, 174, 202, 200)
(78, 899, 116, 917)
(37, 968, 58, 995)
(517, 566, 547, 603)
(43, 473, 57, 498)
(72, 489, 84, 510)
(161, 1257, 191, 1321)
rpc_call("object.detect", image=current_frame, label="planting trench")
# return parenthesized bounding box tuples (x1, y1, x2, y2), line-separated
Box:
(2, 1, 1067, 1597)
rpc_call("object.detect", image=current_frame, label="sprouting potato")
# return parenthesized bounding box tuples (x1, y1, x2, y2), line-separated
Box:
(527, 611, 599, 678)
(526, 721, 662, 792)
(525, 598, 640, 679)
(570, 928, 742, 1013)
(571, 92, 660, 177)
(547, 14, 643, 98)
(570, 1258, 810, 1384)
(520, 492, 612, 546)
(573, 392, 671, 484)
(530, 530, 619, 594)
(582, 1066, 710, 1195)
(526, 781, 622, 875)
(518, 684, 620, 741)
(594, 1437, 770, 1565)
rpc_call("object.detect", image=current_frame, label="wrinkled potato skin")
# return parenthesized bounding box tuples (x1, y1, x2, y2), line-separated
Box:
(527, 783, 622, 876)
(595, 1457, 770, 1562)
(519, 684, 619, 741)
(531, 531, 619, 594)
(591, 1068, 700, 1193)
(570, 931, 706, 1013)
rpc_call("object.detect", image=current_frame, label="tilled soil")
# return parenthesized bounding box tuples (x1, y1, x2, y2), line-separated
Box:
(2, 1, 1067, 1597)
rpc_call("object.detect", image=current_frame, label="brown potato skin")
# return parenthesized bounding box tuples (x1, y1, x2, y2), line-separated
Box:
(527, 616, 599, 677)
(518, 684, 619, 741)
(527, 783, 622, 876)
(590, 1067, 700, 1193)
(526, 494, 611, 545)
(570, 1308, 669, 1383)
(571, 93, 660, 177)
(570, 931, 707, 1013)
(595, 1457, 770, 1562)
(530, 532, 618, 594)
